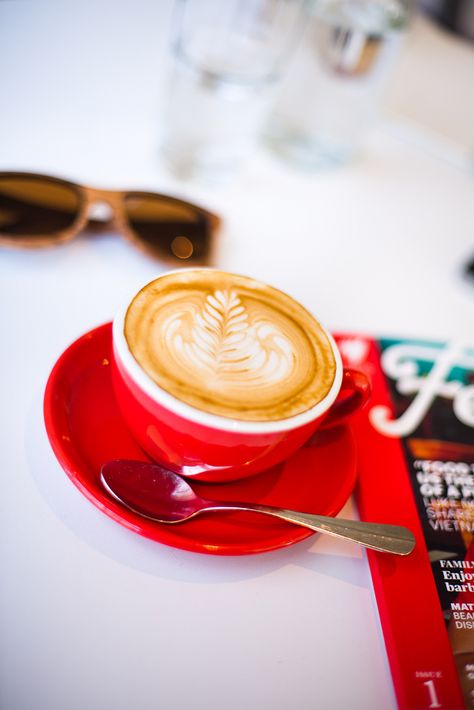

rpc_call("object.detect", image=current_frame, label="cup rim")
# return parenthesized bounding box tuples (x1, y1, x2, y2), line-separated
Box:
(113, 273, 343, 434)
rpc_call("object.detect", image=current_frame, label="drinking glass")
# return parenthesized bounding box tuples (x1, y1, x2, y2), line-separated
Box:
(264, 0, 412, 169)
(160, 0, 308, 181)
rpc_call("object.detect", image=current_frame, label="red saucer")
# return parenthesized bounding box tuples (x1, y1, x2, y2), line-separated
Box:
(44, 323, 358, 555)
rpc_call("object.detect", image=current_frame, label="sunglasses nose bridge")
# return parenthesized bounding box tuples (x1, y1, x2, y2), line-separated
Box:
(84, 190, 123, 227)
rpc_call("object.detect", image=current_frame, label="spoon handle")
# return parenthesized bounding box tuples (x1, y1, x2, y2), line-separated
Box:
(207, 503, 415, 555)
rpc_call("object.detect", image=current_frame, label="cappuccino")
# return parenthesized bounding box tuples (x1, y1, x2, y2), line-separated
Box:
(124, 270, 336, 422)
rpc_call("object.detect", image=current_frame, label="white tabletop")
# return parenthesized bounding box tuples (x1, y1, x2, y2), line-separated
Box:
(1, 3, 473, 710)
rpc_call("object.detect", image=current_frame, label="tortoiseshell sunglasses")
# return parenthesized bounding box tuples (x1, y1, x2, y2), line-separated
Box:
(0, 171, 220, 263)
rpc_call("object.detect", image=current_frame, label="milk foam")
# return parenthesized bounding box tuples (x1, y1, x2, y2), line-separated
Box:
(162, 289, 294, 387)
(124, 271, 336, 421)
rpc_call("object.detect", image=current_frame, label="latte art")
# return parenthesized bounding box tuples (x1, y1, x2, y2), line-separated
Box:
(163, 289, 294, 387)
(124, 270, 336, 421)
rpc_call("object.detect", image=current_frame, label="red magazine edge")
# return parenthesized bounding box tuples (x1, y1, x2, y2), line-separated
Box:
(334, 334, 465, 710)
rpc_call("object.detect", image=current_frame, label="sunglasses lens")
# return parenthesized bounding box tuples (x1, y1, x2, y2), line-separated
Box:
(0, 175, 80, 238)
(123, 194, 212, 262)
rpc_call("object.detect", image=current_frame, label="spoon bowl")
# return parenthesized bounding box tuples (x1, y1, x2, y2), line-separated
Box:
(102, 459, 207, 523)
(101, 460, 416, 556)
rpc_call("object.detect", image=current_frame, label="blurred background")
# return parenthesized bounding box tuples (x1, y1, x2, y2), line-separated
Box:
(0, 0, 472, 339)
(1, 1, 472, 176)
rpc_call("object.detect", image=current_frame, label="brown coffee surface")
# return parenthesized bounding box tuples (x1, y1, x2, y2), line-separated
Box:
(124, 270, 336, 421)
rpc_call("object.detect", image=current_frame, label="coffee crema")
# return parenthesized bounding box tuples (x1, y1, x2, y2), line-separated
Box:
(124, 270, 336, 421)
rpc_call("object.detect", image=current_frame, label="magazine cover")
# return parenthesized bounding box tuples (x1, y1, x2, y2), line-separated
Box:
(335, 335, 474, 710)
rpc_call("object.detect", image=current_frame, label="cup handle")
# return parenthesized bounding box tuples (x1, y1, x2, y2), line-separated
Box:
(321, 368, 371, 429)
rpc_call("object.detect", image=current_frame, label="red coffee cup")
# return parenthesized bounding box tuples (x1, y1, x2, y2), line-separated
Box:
(112, 285, 370, 483)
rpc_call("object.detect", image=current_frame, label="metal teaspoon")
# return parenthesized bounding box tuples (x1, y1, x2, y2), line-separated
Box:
(100, 460, 416, 556)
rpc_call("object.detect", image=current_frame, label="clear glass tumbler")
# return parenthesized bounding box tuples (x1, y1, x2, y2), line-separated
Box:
(264, 0, 412, 169)
(160, 0, 308, 182)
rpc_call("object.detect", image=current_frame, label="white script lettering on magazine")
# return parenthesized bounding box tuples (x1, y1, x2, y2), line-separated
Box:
(370, 341, 474, 438)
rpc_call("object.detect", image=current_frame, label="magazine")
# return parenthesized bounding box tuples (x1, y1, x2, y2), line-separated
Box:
(335, 335, 474, 710)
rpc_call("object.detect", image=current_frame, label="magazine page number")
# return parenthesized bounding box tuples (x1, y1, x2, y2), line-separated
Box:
(423, 680, 442, 708)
